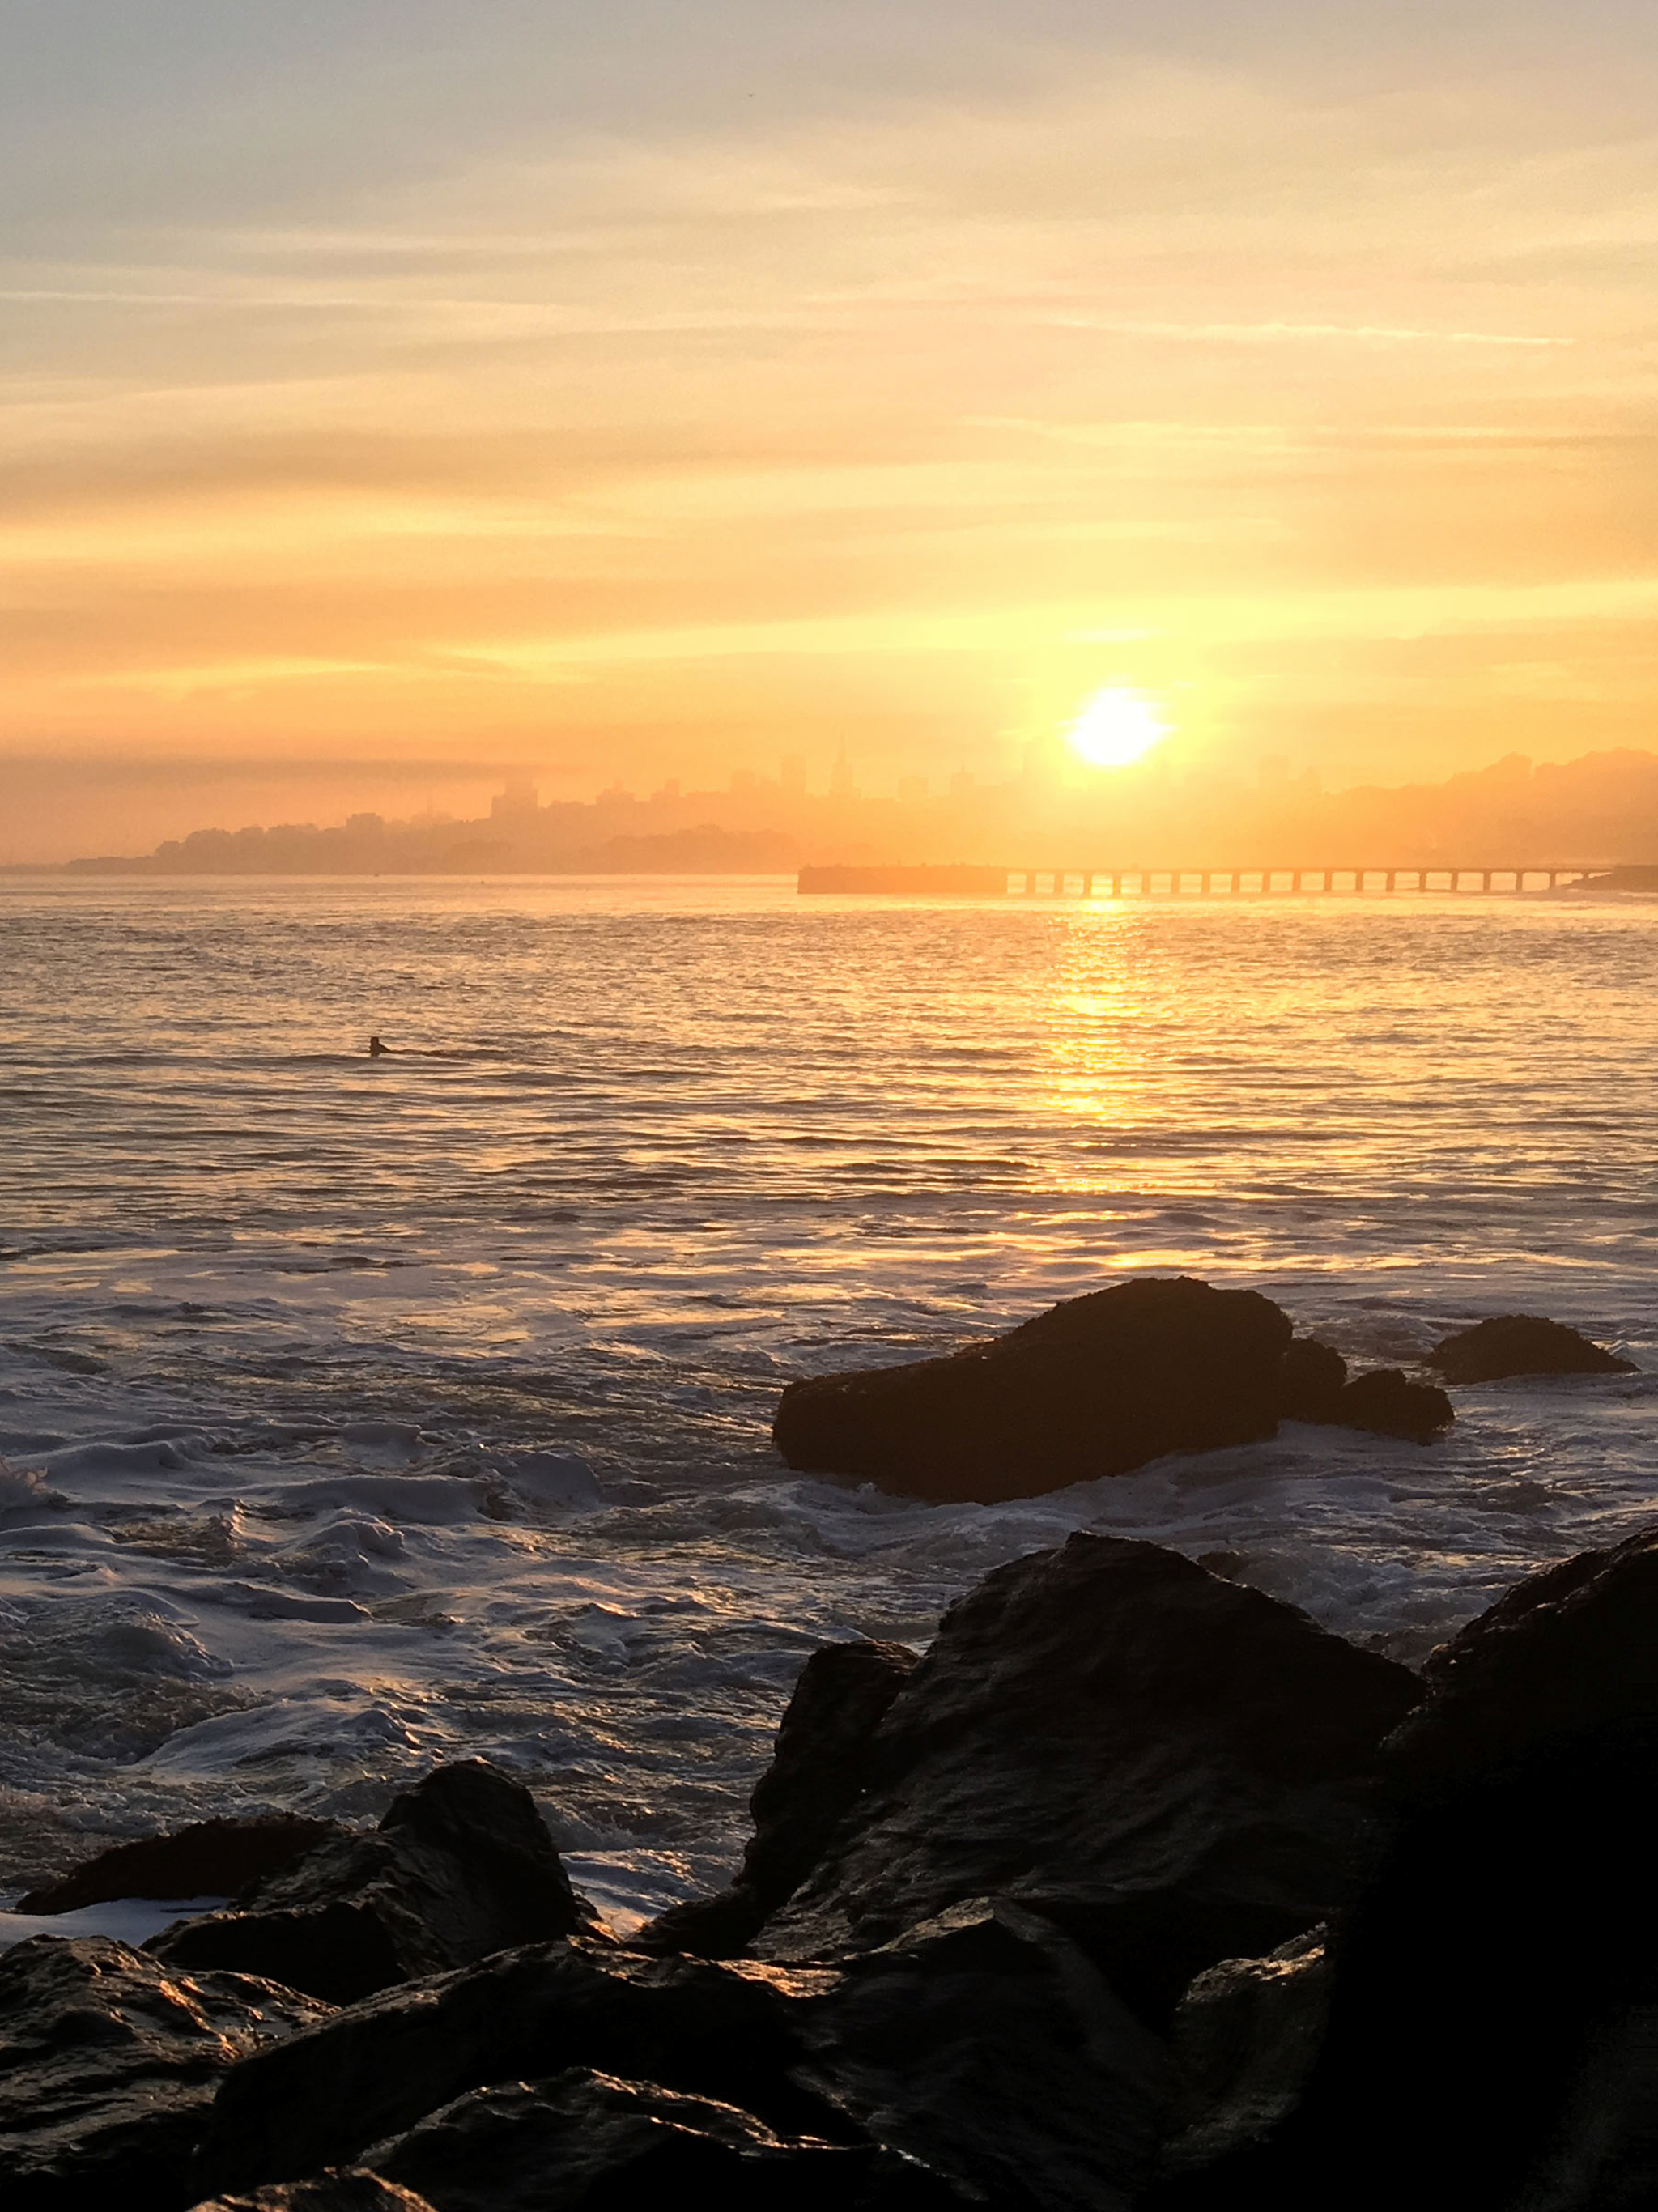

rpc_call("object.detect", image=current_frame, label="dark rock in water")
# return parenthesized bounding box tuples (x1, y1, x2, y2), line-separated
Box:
(18, 1814, 342, 1916)
(1425, 1312, 1635, 1384)
(1326, 1368, 1452, 1442)
(192, 2176, 436, 2212)
(362, 2068, 963, 2212)
(754, 1534, 1419, 2020)
(796, 1898, 1173, 2212)
(0, 1934, 329, 2212)
(195, 1942, 849, 2195)
(1154, 1929, 1329, 2184)
(151, 1762, 596, 2006)
(1274, 1337, 1346, 1422)
(1214, 1530, 1658, 2210)
(640, 1639, 919, 1958)
(773, 1276, 1294, 1501)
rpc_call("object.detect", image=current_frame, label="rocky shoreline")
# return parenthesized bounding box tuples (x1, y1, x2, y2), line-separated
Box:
(2, 1283, 1650, 2210)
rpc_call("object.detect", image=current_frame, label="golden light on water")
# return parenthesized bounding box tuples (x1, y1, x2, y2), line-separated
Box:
(1065, 689, 1170, 771)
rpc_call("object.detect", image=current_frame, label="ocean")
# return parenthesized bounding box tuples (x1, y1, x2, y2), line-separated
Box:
(2, 874, 1655, 1933)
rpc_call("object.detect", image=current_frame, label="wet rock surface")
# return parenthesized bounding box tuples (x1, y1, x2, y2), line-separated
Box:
(1426, 1312, 1635, 1384)
(638, 1638, 919, 1959)
(1326, 1367, 1453, 1442)
(0, 1934, 329, 2211)
(192, 2177, 436, 2212)
(752, 1533, 1418, 2015)
(773, 1276, 1294, 1500)
(149, 1761, 595, 2006)
(19, 1814, 343, 1916)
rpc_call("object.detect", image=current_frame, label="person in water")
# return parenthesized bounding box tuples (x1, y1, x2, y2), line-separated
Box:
(368, 1035, 389, 1057)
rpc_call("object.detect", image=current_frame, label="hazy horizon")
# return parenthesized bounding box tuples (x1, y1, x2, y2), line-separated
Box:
(6, 2, 1658, 860)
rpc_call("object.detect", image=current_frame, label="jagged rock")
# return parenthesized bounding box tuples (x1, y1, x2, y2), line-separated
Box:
(193, 2177, 436, 2212)
(796, 1898, 1174, 2212)
(755, 1534, 1419, 2019)
(1425, 1313, 1635, 1385)
(1274, 1338, 1346, 1421)
(1222, 1530, 1658, 2210)
(1326, 1368, 1452, 1442)
(362, 2069, 963, 2212)
(1155, 1929, 1329, 2181)
(198, 1904, 1175, 2212)
(772, 1276, 1294, 1500)
(150, 1762, 596, 2006)
(639, 1640, 919, 1958)
(1510, 2004, 1658, 2211)
(18, 1814, 342, 1915)
(0, 1934, 329, 2211)
(194, 1942, 848, 2195)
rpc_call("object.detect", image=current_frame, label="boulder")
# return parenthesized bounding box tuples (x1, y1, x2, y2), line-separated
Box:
(150, 1762, 597, 2006)
(193, 2179, 436, 2212)
(795, 1898, 1173, 2212)
(18, 1814, 342, 1916)
(1425, 1313, 1635, 1385)
(754, 1534, 1419, 2020)
(194, 1942, 849, 2195)
(1216, 1529, 1658, 2210)
(639, 1639, 919, 1958)
(1154, 1929, 1329, 2184)
(361, 2069, 963, 2212)
(773, 1277, 1294, 1501)
(1325, 1368, 1452, 1443)
(0, 1934, 329, 2211)
(1274, 1338, 1346, 1422)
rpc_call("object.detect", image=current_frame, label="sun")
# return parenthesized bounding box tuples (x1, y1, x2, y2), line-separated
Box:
(1065, 687, 1168, 770)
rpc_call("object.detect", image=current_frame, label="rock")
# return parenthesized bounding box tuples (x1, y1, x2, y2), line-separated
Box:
(1326, 1368, 1452, 1442)
(1425, 1313, 1635, 1385)
(1509, 2004, 1658, 2211)
(150, 1761, 597, 2006)
(193, 2178, 436, 2212)
(194, 1942, 849, 2195)
(773, 1276, 1294, 1501)
(361, 2069, 962, 2212)
(1155, 1929, 1329, 2181)
(1274, 1338, 1346, 1421)
(796, 1898, 1174, 2212)
(755, 1534, 1420, 2020)
(639, 1640, 919, 1958)
(0, 1934, 329, 2211)
(18, 1814, 342, 1916)
(1222, 1530, 1658, 2210)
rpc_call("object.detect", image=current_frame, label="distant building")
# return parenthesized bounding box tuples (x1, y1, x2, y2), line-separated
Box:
(780, 754, 806, 793)
(829, 746, 857, 798)
(898, 774, 928, 802)
(491, 776, 540, 819)
(950, 768, 976, 797)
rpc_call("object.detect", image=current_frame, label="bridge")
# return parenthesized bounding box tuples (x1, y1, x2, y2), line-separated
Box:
(798, 863, 1623, 898)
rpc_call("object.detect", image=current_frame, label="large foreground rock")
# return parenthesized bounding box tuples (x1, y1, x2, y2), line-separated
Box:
(773, 1276, 1293, 1500)
(151, 1762, 595, 2006)
(193, 2180, 435, 2212)
(0, 1935, 329, 2211)
(1180, 1528, 1658, 2209)
(1426, 1312, 1635, 1384)
(640, 1639, 919, 1958)
(19, 1814, 342, 1916)
(198, 1905, 1170, 2212)
(750, 1534, 1419, 2018)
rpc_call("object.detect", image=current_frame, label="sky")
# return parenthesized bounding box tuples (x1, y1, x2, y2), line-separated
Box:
(3, 1, 1656, 857)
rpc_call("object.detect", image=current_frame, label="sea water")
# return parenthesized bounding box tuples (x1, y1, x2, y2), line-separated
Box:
(1, 875, 1655, 1929)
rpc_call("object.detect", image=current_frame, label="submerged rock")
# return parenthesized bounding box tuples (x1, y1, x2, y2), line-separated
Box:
(0, 1934, 329, 2210)
(639, 1639, 919, 1958)
(1274, 1338, 1347, 1422)
(150, 1762, 597, 2006)
(1326, 1368, 1453, 1443)
(752, 1534, 1419, 2018)
(19, 1814, 342, 1916)
(1425, 1312, 1635, 1385)
(773, 1276, 1293, 1500)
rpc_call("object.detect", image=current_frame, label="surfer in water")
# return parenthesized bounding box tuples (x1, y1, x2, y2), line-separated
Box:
(368, 1035, 389, 1057)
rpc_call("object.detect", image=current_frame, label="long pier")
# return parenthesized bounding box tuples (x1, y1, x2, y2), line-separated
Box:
(799, 863, 1618, 897)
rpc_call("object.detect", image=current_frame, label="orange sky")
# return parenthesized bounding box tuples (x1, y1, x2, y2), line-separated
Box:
(3, 3, 1656, 857)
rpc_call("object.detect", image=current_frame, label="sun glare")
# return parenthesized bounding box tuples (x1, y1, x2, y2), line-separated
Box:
(1065, 688, 1168, 770)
